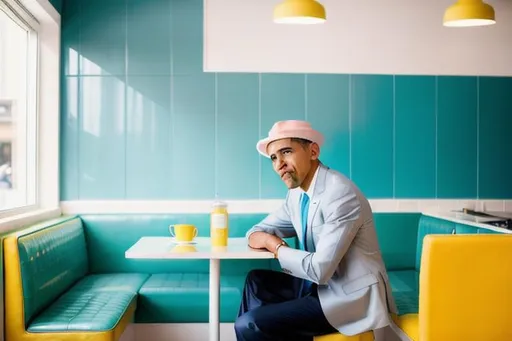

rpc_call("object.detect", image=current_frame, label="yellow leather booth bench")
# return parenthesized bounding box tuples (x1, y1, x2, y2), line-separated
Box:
(315, 233, 512, 341)
(313, 313, 417, 341)
(413, 233, 512, 340)
(5, 213, 511, 341)
(3, 216, 149, 341)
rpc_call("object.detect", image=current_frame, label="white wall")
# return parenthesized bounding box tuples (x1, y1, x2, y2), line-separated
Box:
(204, 0, 512, 76)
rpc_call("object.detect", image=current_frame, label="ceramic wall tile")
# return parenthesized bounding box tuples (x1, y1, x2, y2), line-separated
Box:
(437, 76, 478, 198)
(78, 76, 126, 198)
(350, 75, 394, 198)
(126, 76, 172, 198)
(59, 0, 512, 201)
(394, 76, 436, 198)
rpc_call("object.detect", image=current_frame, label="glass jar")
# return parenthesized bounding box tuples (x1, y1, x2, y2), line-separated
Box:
(211, 200, 228, 247)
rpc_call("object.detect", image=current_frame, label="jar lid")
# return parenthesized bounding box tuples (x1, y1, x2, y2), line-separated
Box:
(212, 200, 227, 208)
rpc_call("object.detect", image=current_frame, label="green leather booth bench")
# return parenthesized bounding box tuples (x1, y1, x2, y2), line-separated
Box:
(2, 212, 503, 341)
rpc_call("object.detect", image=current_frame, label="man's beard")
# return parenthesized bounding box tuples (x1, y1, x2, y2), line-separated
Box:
(283, 172, 299, 188)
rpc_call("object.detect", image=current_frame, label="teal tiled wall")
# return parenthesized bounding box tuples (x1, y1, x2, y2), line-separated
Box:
(59, 0, 512, 200)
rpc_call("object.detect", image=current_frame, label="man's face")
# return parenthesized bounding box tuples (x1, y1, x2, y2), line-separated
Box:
(266, 138, 318, 189)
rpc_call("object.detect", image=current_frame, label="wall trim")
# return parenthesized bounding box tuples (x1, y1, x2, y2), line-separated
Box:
(60, 199, 512, 215)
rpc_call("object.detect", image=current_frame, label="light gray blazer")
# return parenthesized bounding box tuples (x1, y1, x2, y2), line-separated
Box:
(247, 164, 408, 339)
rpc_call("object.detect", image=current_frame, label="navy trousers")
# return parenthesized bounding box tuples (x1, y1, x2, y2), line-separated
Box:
(235, 269, 337, 341)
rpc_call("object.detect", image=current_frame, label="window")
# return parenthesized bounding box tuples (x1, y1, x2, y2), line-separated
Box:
(0, 1, 38, 213)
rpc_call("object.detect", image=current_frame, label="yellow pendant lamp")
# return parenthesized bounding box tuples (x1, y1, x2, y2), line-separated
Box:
(274, 0, 326, 24)
(443, 0, 496, 27)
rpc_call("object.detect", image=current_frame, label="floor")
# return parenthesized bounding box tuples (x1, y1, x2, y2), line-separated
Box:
(119, 323, 237, 341)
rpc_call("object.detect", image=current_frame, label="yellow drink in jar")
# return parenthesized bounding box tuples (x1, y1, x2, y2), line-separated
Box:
(211, 200, 228, 247)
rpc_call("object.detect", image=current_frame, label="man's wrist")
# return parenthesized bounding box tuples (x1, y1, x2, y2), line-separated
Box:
(273, 240, 286, 257)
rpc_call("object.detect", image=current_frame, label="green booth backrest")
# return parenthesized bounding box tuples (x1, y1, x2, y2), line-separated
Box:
(80, 213, 284, 275)
(477, 227, 502, 234)
(415, 215, 456, 271)
(456, 223, 479, 234)
(80, 212, 422, 275)
(456, 222, 503, 234)
(17, 217, 89, 325)
(373, 213, 420, 271)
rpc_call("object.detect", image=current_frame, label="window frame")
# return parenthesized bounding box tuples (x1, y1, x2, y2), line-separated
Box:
(0, 0, 39, 31)
(0, 0, 61, 231)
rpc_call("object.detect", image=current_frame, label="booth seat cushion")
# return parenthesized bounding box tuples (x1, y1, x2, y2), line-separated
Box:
(314, 313, 418, 341)
(388, 270, 419, 315)
(395, 314, 418, 341)
(28, 273, 149, 332)
(136, 273, 245, 323)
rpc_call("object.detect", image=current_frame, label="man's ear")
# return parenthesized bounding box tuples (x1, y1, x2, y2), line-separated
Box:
(310, 143, 320, 160)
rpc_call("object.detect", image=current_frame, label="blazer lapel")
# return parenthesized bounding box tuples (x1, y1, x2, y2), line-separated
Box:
(306, 164, 328, 251)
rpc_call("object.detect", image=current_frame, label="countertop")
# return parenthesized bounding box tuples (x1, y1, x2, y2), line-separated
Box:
(422, 210, 512, 234)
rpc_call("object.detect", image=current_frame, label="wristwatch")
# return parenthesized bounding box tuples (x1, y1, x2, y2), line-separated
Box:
(274, 241, 286, 257)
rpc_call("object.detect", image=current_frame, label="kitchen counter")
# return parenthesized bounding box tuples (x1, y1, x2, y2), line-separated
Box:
(422, 210, 512, 234)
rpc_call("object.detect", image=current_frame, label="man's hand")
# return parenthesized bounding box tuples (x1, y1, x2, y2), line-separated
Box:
(249, 232, 287, 253)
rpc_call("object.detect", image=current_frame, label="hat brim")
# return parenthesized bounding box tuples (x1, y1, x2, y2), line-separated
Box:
(256, 130, 324, 157)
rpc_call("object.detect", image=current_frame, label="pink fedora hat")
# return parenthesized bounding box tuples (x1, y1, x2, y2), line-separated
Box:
(256, 120, 324, 157)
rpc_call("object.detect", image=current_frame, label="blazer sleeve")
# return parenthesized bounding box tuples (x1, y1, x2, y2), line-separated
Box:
(277, 184, 361, 284)
(246, 192, 297, 240)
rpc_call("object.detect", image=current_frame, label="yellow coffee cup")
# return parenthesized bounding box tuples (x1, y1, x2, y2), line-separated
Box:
(169, 224, 197, 242)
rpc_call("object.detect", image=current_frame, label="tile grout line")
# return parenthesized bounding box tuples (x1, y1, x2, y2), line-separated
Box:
(76, 0, 82, 199)
(214, 73, 219, 197)
(348, 74, 352, 179)
(392, 75, 396, 198)
(258, 73, 262, 199)
(122, 0, 129, 199)
(476, 77, 480, 199)
(435, 76, 438, 199)
(169, 0, 175, 196)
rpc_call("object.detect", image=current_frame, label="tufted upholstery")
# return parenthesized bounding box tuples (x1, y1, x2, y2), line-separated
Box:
(387, 270, 419, 315)
(17, 218, 89, 325)
(28, 273, 148, 332)
(80, 213, 282, 275)
(81, 212, 422, 323)
(3, 216, 147, 341)
(28, 292, 135, 332)
(4, 211, 508, 341)
(136, 273, 245, 323)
